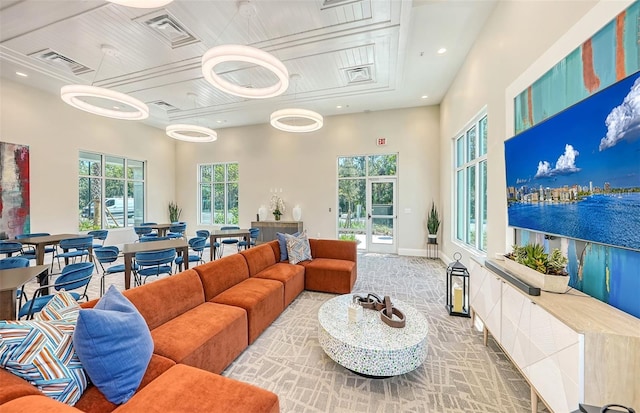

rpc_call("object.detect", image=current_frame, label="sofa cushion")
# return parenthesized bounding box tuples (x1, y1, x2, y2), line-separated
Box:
(276, 231, 300, 261)
(240, 243, 277, 276)
(300, 258, 357, 294)
(111, 364, 279, 413)
(151, 302, 248, 374)
(285, 231, 312, 265)
(0, 368, 44, 405)
(0, 292, 87, 406)
(212, 278, 284, 344)
(193, 254, 250, 301)
(253, 262, 305, 307)
(123, 269, 205, 330)
(308, 238, 358, 261)
(74, 285, 153, 405)
(74, 354, 176, 413)
(1, 394, 85, 412)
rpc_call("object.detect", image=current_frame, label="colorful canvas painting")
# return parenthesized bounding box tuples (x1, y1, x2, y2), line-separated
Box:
(514, 2, 640, 134)
(0, 142, 30, 239)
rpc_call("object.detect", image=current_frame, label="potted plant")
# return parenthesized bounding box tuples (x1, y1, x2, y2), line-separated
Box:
(269, 195, 285, 221)
(168, 201, 182, 223)
(427, 202, 440, 244)
(503, 243, 569, 293)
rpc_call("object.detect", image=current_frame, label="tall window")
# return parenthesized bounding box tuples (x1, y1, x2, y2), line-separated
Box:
(454, 113, 487, 252)
(199, 162, 238, 225)
(79, 152, 145, 230)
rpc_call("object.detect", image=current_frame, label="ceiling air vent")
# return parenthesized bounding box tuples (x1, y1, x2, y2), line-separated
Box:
(138, 11, 199, 49)
(29, 49, 92, 75)
(150, 100, 178, 112)
(344, 66, 373, 84)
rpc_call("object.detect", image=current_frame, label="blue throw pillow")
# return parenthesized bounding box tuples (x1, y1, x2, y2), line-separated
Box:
(276, 231, 300, 261)
(73, 285, 153, 404)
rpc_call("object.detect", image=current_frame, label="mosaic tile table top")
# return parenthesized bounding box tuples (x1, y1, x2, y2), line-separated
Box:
(318, 293, 429, 377)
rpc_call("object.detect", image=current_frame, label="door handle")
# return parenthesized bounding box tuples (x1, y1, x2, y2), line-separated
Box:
(367, 213, 371, 219)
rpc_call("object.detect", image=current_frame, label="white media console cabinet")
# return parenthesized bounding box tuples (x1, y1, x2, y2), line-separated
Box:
(469, 257, 639, 413)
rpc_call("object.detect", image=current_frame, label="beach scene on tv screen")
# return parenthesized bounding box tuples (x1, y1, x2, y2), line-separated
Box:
(505, 71, 640, 251)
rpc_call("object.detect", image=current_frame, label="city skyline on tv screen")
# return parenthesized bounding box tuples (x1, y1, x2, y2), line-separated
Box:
(505, 71, 640, 251)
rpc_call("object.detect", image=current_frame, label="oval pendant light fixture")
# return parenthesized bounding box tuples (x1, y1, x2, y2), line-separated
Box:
(201, 44, 289, 99)
(166, 124, 217, 142)
(166, 93, 217, 142)
(60, 45, 149, 120)
(270, 108, 323, 133)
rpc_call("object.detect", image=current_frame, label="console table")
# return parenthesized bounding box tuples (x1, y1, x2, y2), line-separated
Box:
(469, 257, 640, 413)
(250, 221, 303, 244)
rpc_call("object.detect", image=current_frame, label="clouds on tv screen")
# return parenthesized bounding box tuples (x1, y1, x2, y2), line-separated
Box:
(599, 77, 640, 151)
(534, 144, 581, 179)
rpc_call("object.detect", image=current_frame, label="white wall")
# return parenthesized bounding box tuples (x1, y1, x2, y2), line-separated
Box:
(0, 79, 176, 244)
(437, 0, 634, 265)
(175, 105, 440, 255)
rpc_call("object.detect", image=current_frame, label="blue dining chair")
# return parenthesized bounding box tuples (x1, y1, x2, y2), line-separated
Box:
(174, 237, 206, 271)
(53, 236, 94, 272)
(0, 257, 31, 311)
(134, 226, 154, 240)
(134, 248, 176, 285)
(196, 230, 220, 259)
(15, 233, 56, 262)
(87, 230, 108, 249)
(19, 262, 94, 319)
(94, 246, 137, 297)
(219, 226, 240, 257)
(0, 240, 24, 259)
(238, 227, 260, 251)
(167, 222, 187, 239)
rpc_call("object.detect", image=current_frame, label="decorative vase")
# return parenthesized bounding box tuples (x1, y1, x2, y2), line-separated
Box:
(258, 205, 267, 221)
(292, 205, 302, 221)
(274, 212, 281, 221)
(502, 258, 570, 293)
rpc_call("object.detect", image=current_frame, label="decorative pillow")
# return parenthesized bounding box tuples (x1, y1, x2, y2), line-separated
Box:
(73, 285, 153, 405)
(0, 292, 87, 406)
(285, 231, 312, 265)
(276, 231, 300, 261)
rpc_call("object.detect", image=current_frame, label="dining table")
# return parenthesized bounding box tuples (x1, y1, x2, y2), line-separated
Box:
(145, 223, 173, 237)
(122, 238, 189, 289)
(210, 228, 251, 261)
(15, 233, 92, 266)
(0, 265, 49, 320)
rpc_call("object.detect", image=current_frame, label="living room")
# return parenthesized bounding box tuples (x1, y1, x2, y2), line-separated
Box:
(1, 1, 639, 412)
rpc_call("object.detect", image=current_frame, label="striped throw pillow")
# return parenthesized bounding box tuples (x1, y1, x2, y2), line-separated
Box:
(285, 231, 312, 265)
(0, 292, 87, 406)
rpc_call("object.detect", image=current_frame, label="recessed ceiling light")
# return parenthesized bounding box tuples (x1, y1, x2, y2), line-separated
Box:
(216, 120, 226, 124)
(437, 48, 447, 54)
(421, 95, 428, 99)
(16, 72, 28, 77)
(336, 105, 342, 109)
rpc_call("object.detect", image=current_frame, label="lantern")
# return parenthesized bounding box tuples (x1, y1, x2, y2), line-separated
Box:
(446, 252, 470, 317)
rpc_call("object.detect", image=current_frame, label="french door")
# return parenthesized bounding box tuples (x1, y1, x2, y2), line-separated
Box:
(367, 178, 396, 254)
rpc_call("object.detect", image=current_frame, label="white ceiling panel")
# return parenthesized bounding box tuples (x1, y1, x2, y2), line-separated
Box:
(0, 0, 497, 130)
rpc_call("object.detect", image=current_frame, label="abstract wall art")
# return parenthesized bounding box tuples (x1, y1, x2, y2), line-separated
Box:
(0, 141, 30, 240)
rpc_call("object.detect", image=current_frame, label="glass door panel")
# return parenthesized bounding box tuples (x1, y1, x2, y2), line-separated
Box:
(368, 179, 396, 253)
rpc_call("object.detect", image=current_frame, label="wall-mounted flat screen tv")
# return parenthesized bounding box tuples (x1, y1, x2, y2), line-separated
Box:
(505, 70, 640, 251)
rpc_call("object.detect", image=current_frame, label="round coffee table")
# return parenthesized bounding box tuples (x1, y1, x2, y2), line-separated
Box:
(317, 294, 429, 377)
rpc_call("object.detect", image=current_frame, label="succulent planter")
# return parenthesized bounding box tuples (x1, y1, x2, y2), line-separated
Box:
(502, 257, 569, 293)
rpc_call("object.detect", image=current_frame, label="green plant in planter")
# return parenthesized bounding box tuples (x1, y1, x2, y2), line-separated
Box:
(507, 243, 568, 275)
(168, 201, 182, 223)
(427, 202, 440, 238)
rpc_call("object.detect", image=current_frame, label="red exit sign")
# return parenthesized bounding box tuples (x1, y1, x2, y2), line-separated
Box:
(377, 137, 387, 146)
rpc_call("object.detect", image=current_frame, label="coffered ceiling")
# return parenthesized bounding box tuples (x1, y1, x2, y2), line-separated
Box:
(0, 0, 496, 130)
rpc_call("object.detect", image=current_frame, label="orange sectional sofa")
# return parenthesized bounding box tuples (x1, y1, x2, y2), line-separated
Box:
(0, 239, 357, 413)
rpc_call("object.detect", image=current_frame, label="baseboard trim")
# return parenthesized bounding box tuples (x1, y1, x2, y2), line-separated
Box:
(398, 248, 427, 257)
